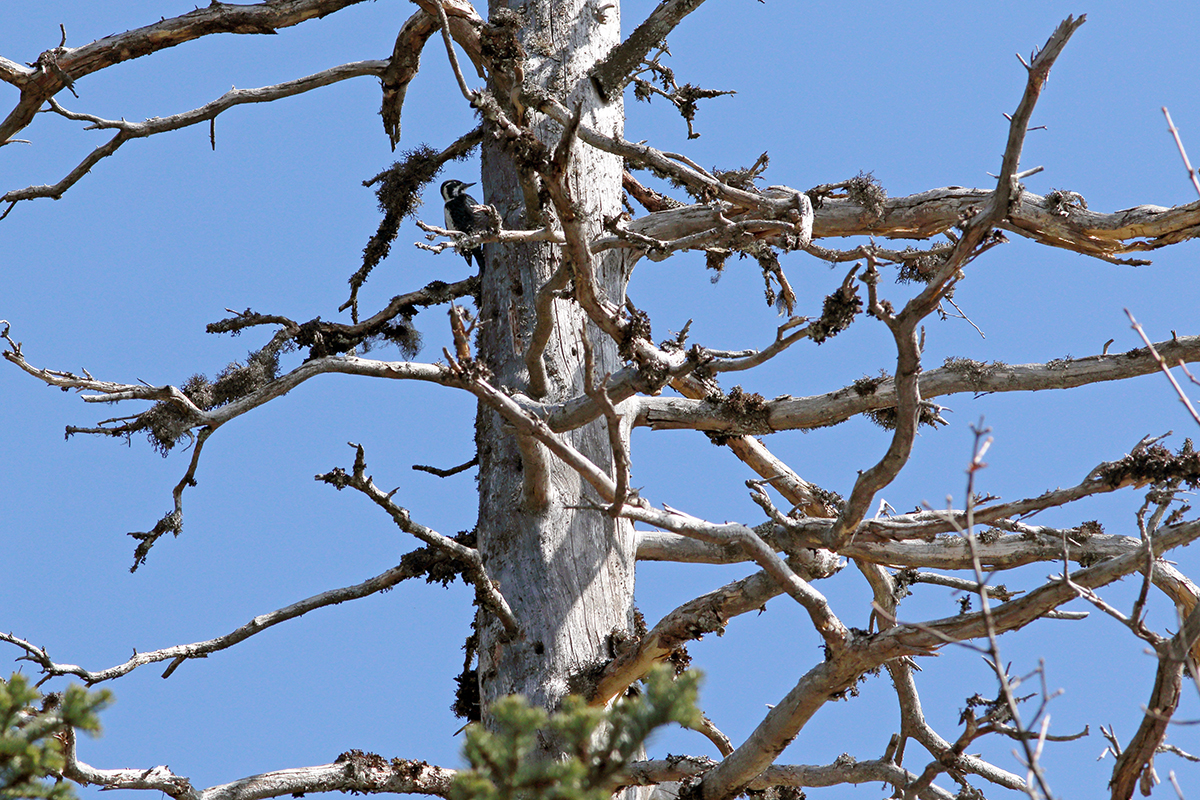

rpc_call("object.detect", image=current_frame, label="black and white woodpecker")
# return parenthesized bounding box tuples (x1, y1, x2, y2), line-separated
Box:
(440, 179, 487, 272)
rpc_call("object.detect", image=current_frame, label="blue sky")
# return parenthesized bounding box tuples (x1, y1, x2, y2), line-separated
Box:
(3, 2, 1200, 798)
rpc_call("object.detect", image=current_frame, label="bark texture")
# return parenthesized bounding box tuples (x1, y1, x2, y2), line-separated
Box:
(474, 0, 635, 718)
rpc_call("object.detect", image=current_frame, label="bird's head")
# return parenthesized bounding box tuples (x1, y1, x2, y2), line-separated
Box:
(441, 180, 476, 202)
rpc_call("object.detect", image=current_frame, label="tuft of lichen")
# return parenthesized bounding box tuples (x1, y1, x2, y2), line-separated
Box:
(703, 385, 772, 444)
(143, 348, 280, 456)
(1096, 439, 1200, 489)
(846, 171, 886, 220)
(809, 280, 862, 344)
(943, 356, 1007, 390)
(863, 401, 944, 431)
(852, 373, 889, 396)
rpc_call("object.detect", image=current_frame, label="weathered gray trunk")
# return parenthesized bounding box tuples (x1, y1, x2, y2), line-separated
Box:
(475, 0, 635, 719)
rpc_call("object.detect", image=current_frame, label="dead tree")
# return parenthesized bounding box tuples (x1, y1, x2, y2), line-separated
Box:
(3, 4, 1200, 800)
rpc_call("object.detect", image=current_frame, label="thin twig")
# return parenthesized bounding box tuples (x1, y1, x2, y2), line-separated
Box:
(1126, 309, 1200, 427)
(430, 0, 475, 102)
(316, 443, 520, 638)
(0, 557, 440, 685)
(1162, 107, 1200, 199)
(960, 421, 1055, 800)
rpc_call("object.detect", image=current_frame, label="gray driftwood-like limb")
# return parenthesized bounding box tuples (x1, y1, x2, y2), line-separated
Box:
(888, 652, 1028, 793)
(1108, 589, 1200, 799)
(618, 504, 849, 650)
(959, 430, 1056, 800)
(61, 729, 456, 800)
(540, 136, 627, 342)
(581, 333, 631, 514)
(524, 315, 814, 435)
(826, 264, 923, 549)
(667, 362, 842, 520)
(61, 743, 959, 800)
(537, 96, 798, 216)
(0, 0, 370, 145)
(625, 185, 1200, 265)
(62, 728, 199, 800)
(593, 213, 803, 262)
(620, 757, 955, 800)
(638, 506, 1192, 570)
(416, 220, 566, 254)
(315, 443, 520, 638)
(2, 339, 457, 429)
(0, 128, 126, 215)
(428, 0, 476, 102)
(408, 0, 484, 76)
(693, 516, 1200, 800)
(591, 546, 842, 706)
(2, 61, 384, 209)
(826, 17, 1085, 553)
(0, 559, 435, 685)
(636, 335, 1200, 434)
(887, 519, 1200, 651)
(857, 556, 1030, 796)
(540, 82, 1200, 265)
(525, 263, 572, 398)
(589, 0, 708, 101)
(462, 370, 623, 504)
(380, 7, 438, 149)
(3, 331, 463, 563)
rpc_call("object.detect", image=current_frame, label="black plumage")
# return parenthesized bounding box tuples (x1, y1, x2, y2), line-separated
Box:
(440, 179, 487, 272)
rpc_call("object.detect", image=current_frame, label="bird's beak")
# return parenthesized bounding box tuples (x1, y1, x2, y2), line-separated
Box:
(463, 182, 476, 189)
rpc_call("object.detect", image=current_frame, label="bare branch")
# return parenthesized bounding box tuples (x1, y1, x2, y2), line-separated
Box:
(429, 0, 476, 102)
(61, 729, 456, 800)
(1126, 310, 1200, 427)
(636, 336, 1200, 434)
(2, 61, 384, 211)
(817, 19, 1085, 554)
(525, 263, 572, 398)
(128, 427, 212, 571)
(537, 95, 798, 215)
(1, 558, 435, 685)
(592, 546, 842, 705)
(380, 8, 439, 150)
(61, 728, 199, 800)
(408, 0, 485, 76)
(315, 443, 520, 638)
(688, 512, 1200, 800)
(416, 219, 565, 258)
(959, 425, 1055, 800)
(412, 456, 478, 477)
(621, 757, 956, 800)
(1109, 599, 1200, 800)
(526, 315, 819, 436)
(618, 504, 849, 650)
(540, 88, 1200, 266)
(885, 642, 1029, 793)
(582, 330, 632, 515)
(827, 264, 922, 549)
(0, 0, 372, 145)
(886, 519, 1200, 651)
(1162, 107, 1200, 199)
(3, 332, 459, 430)
(589, 0, 708, 101)
(462, 369, 624, 505)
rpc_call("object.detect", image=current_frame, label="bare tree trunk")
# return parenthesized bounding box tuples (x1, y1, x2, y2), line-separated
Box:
(475, 0, 635, 721)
